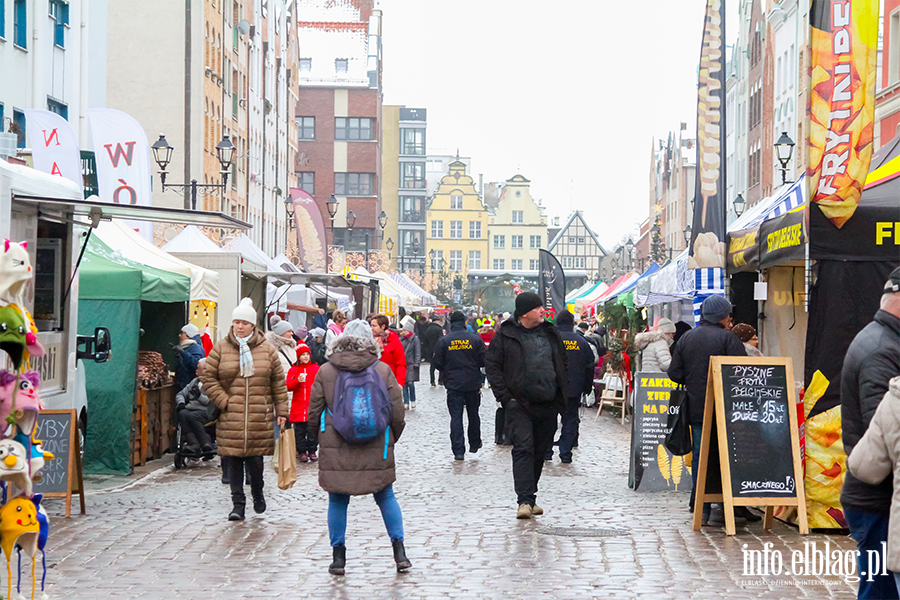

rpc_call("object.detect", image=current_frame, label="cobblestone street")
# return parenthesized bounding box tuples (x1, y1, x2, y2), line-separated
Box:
(40, 381, 857, 599)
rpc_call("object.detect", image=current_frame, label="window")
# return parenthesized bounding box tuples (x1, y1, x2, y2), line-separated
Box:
(431, 249, 444, 269)
(335, 117, 373, 141)
(568, 236, 576, 244)
(512, 210, 524, 224)
(299, 58, 311, 72)
(574, 257, 586, 269)
(297, 117, 315, 139)
(400, 196, 424, 222)
(335, 58, 348, 73)
(431, 220, 443, 238)
(577, 237, 585, 245)
(561, 257, 573, 269)
(400, 162, 425, 188)
(450, 220, 462, 239)
(49, 0, 68, 48)
(511, 235, 523, 249)
(530, 235, 541, 249)
(13, 109, 25, 148)
(511, 259, 523, 270)
(449, 250, 462, 271)
(298, 172, 314, 195)
(493, 235, 505, 249)
(493, 259, 505, 270)
(529, 259, 539, 270)
(47, 98, 67, 120)
(14, 0, 26, 48)
(450, 194, 463, 209)
(469, 221, 481, 239)
(400, 128, 425, 155)
(334, 173, 374, 196)
(469, 251, 481, 270)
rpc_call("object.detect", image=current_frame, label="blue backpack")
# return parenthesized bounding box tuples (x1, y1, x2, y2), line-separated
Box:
(322, 364, 392, 456)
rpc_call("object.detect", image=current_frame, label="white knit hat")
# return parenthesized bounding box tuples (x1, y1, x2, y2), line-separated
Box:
(181, 324, 200, 338)
(656, 318, 676, 334)
(232, 298, 257, 324)
(270, 315, 293, 336)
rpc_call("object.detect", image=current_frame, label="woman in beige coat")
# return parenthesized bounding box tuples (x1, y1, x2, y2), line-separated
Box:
(203, 298, 289, 521)
(847, 376, 900, 593)
(309, 320, 410, 576)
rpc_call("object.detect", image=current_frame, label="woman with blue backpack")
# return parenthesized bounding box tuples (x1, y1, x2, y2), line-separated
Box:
(308, 319, 410, 576)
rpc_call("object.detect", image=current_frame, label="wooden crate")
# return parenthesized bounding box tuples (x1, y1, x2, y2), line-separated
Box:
(133, 385, 174, 466)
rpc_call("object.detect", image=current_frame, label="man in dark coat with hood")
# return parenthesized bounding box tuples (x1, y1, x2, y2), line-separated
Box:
(485, 292, 568, 519)
(432, 311, 487, 460)
(667, 294, 746, 527)
(550, 310, 596, 464)
(422, 315, 445, 386)
(840, 266, 900, 600)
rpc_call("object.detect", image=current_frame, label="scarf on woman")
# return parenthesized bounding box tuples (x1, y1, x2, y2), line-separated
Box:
(236, 333, 254, 377)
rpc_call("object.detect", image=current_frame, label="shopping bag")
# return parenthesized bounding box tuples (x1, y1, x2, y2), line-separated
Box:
(275, 425, 298, 490)
(664, 385, 692, 456)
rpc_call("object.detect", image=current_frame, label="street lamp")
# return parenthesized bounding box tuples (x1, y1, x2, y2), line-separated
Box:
(413, 237, 421, 275)
(385, 237, 394, 259)
(378, 210, 388, 230)
(625, 238, 634, 270)
(775, 131, 795, 185)
(346, 210, 357, 230)
(683, 224, 692, 247)
(283, 195, 295, 229)
(733, 193, 746, 218)
(429, 248, 436, 271)
(151, 133, 235, 210)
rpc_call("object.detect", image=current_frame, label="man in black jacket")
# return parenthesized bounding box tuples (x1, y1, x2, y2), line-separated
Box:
(667, 295, 746, 527)
(550, 311, 596, 464)
(432, 312, 487, 460)
(841, 267, 900, 600)
(422, 315, 445, 386)
(486, 292, 568, 519)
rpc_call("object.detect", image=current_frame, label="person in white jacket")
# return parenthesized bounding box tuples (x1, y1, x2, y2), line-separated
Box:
(847, 376, 900, 592)
(634, 318, 676, 372)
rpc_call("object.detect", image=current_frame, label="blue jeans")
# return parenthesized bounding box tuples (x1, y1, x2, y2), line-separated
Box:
(403, 382, 416, 406)
(845, 508, 898, 599)
(328, 485, 404, 547)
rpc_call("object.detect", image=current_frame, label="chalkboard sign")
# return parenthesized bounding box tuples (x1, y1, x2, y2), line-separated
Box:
(630, 373, 690, 493)
(32, 410, 85, 517)
(692, 357, 808, 536)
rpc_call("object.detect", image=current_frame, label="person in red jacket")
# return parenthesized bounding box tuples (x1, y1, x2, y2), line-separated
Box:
(369, 314, 407, 385)
(286, 344, 320, 462)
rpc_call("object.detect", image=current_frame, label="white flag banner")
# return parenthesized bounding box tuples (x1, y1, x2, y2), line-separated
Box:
(24, 110, 84, 192)
(87, 108, 153, 239)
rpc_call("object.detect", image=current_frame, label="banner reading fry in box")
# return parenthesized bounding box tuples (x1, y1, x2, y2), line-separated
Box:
(808, 0, 879, 229)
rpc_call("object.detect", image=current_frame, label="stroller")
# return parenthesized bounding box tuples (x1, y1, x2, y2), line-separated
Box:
(173, 403, 218, 469)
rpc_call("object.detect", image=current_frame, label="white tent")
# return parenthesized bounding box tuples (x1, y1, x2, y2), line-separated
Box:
(94, 220, 220, 302)
(161, 225, 222, 253)
(223, 234, 283, 272)
(390, 273, 437, 305)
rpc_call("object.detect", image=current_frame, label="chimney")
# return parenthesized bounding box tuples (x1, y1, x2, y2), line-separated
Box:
(479, 173, 483, 197)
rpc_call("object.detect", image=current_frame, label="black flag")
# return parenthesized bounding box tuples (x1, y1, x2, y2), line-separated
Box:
(538, 249, 566, 321)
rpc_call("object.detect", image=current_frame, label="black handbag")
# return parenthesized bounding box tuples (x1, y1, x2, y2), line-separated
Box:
(664, 385, 692, 456)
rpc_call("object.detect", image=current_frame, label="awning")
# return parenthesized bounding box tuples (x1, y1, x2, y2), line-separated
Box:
(80, 236, 191, 302)
(161, 225, 223, 253)
(222, 234, 283, 271)
(566, 280, 596, 303)
(390, 273, 437, 305)
(609, 263, 661, 305)
(13, 194, 251, 230)
(636, 250, 694, 307)
(94, 219, 220, 302)
(254, 271, 356, 288)
(727, 176, 806, 233)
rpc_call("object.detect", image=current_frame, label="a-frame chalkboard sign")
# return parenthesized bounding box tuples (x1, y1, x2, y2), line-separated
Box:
(33, 409, 85, 517)
(692, 356, 808, 536)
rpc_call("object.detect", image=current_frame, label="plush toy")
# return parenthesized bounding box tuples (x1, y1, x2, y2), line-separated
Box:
(0, 307, 28, 370)
(8, 305, 44, 365)
(12, 493, 48, 600)
(0, 240, 32, 310)
(0, 497, 39, 600)
(0, 439, 32, 498)
(0, 371, 42, 438)
(27, 440, 53, 482)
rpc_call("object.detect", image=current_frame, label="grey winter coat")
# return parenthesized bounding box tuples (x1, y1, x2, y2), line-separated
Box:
(848, 377, 900, 571)
(399, 330, 421, 383)
(308, 334, 406, 495)
(634, 330, 673, 373)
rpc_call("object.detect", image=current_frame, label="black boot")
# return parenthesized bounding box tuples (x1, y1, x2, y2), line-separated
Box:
(228, 504, 245, 521)
(392, 539, 411, 572)
(253, 493, 266, 514)
(329, 545, 346, 575)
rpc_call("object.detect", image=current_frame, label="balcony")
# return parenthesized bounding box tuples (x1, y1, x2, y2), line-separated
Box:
(399, 210, 425, 224)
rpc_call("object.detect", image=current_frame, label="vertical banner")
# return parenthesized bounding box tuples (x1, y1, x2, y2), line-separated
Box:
(689, 0, 727, 270)
(538, 249, 566, 321)
(808, 0, 879, 229)
(289, 188, 327, 272)
(24, 110, 84, 192)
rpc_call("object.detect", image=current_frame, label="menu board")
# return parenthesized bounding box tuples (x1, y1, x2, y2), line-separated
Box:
(721, 364, 796, 498)
(630, 373, 690, 493)
(32, 409, 85, 517)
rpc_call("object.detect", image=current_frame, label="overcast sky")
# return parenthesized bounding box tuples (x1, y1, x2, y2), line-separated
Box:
(380, 0, 739, 248)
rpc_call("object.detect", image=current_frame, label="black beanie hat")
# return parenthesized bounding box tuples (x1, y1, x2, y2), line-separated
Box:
(884, 266, 900, 294)
(514, 292, 543, 318)
(556, 310, 575, 327)
(449, 311, 467, 323)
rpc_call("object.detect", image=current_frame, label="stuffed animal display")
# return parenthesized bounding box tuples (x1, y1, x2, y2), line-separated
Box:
(0, 240, 54, 600)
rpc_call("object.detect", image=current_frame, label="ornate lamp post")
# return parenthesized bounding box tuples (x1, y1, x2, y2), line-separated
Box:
(151, 133, 235, 210)
(775, 132, 795, 185)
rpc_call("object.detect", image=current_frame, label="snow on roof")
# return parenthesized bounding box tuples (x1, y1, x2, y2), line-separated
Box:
(297, 24, 369, 86)
(297, 0, 363, 22)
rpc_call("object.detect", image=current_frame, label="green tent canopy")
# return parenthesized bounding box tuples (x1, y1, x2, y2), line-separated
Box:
(80, 236, 191, 302)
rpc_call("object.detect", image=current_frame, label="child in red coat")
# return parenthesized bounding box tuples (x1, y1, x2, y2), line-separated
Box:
(286, 344, 320, 462)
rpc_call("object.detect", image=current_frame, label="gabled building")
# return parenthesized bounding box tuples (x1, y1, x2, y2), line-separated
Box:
(426, 160, 488, 281)
(487, 175, 547, 272)
(547, 211, 607, 283)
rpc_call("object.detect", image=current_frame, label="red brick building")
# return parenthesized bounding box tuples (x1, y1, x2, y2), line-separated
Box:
(294, 0, 383, 262)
